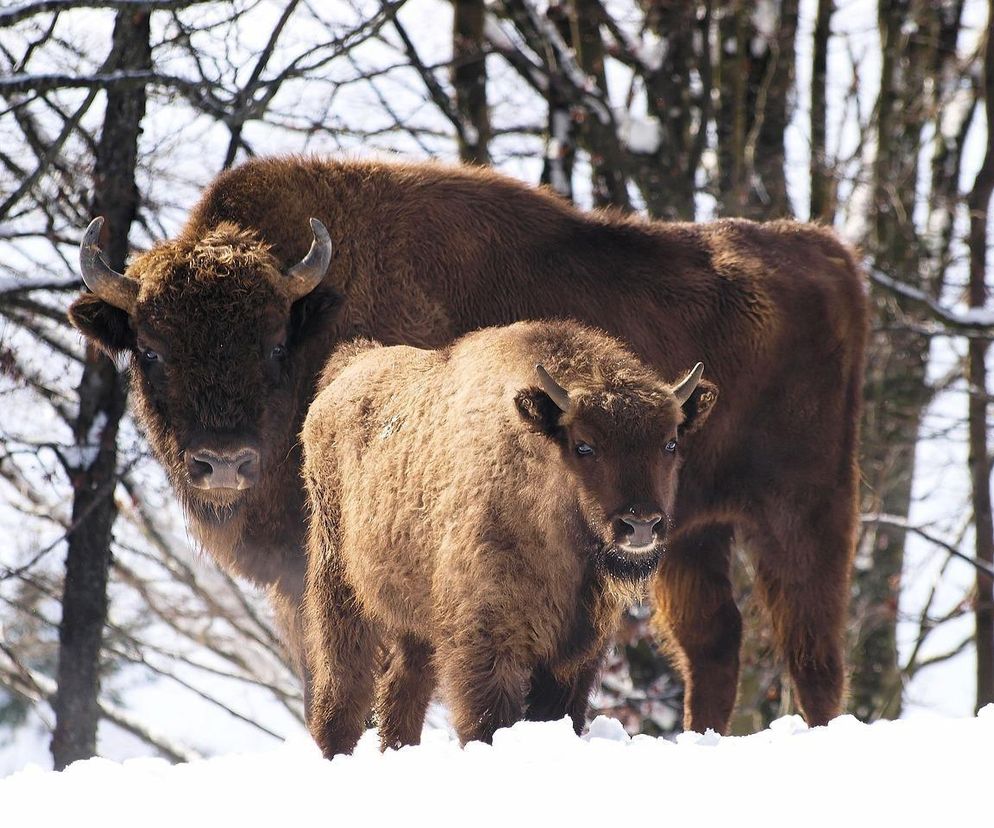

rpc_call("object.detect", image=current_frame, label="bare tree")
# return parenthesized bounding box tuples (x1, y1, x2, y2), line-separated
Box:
(1, 0, 992, 764)
(453, 0, 491, 163)
(49, 6, 149, 770)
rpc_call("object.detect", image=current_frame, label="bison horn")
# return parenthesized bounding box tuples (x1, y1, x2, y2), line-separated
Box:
(287, 218, 333, 300)
(79, 217, 138, 313)
(536, 364, 571, 412)
(673, 362, 705, 405)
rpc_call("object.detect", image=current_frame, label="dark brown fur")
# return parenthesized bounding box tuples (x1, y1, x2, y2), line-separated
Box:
(69, 155, 867, 732)
(302, 321, 715, 755)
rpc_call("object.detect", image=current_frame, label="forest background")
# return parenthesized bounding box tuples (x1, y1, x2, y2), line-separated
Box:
(1, 0, 992, 772)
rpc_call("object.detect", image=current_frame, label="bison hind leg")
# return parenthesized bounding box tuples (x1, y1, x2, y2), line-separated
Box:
(748, 513, 851, 728)
(376, 634, 437, 751)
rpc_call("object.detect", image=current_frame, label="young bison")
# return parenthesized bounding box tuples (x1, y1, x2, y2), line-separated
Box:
(302, 321, 717, 757)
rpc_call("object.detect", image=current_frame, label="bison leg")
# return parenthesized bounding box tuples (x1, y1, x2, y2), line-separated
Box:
(437, 627, 530, 746)
(376, 634, 436, 751)
(525, 661, 601, 734)
(303, 565, 378, 759)
(269, 563, 313, 717)
(651, 523, 741, 734)
(751, 510, 852, 727)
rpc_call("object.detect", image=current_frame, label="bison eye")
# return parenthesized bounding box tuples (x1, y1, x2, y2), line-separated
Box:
(664, 439, 678, 454)
(269, 344, 287, 360)
(140, 348, 160, 363)
(576, 442, 595, 457)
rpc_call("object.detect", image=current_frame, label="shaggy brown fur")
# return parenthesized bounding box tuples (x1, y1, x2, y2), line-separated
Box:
(302, 321, 716, 755)
(69, 155, 867, 732)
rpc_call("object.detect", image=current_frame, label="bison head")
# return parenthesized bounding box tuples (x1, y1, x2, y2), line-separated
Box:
(68, 217, 340, 525)
(514, 361, 717, 582)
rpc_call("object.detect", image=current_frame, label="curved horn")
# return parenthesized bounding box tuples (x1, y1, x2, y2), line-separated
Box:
(79, 217, 138, 312)
(535, 364, 571, 412)
(673, 362, 705, 405)
(287, 218, 333, 300)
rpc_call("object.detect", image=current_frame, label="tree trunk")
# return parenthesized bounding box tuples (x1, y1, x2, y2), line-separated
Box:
(50, 8, 150, 770)
(452, 0, 490, 165)
(538, 3, 576, 201)
(809, 0, 833, 221)
(637, 0, 704, 221)
(968, 0, 994, 712)
(715, 0, 796, 219)
(850, 0, 945, 722)
(750, 0, 797, 218)
(571, 0, 631, 209)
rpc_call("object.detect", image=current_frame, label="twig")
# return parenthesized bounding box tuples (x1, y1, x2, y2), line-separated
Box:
(862, 512, 994, 578)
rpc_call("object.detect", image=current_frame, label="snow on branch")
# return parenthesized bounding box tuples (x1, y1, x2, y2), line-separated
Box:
(868, 268, 994, 333)
(497, 0, 612, 124)
(0, 71, 228, 117)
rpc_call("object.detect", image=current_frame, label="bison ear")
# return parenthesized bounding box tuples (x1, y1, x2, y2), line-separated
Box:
(514, 387, 564, 437)
(679, 379, 718, 436)
(68, 293, 135, 357)
(289, 284, 343, 347)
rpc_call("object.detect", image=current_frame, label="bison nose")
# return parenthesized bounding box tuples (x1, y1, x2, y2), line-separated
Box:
(620, 514, 663, 547)
(186, 446, 260, 490)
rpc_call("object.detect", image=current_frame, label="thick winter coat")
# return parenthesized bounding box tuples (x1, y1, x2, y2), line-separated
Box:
(69, 156, 866, 730)
(302, 321, 717, 755)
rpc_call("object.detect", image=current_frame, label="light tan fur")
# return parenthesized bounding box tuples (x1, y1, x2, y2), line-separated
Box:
(302, 320, 715, 756)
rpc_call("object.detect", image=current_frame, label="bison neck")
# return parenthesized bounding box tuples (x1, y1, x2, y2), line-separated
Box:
(185, 458, 307, 593)
(554, 543, 646, 679)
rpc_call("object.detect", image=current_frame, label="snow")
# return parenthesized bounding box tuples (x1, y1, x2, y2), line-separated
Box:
(482, 14, 516, 53)
(751, 0, 778, 55)
(546, 109, 573, 197)
(954, 306, 994, 326)
(461, 123, 480, 147)
(3, 710, 992, 826)
(617, 112, 662, 155)
(635, 34, 667, 73)
(58, 411, 108, 470)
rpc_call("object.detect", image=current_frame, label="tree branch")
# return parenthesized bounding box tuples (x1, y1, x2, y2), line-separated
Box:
(862, 512, 994, 578)
(0, 0, 213, 29)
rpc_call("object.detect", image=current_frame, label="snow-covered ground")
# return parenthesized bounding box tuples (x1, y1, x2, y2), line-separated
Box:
(3, 710, 991, 826)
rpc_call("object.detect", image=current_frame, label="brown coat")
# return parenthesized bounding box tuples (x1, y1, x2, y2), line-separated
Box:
(302, 320, 716, 755)
(69, 155, 867, 732)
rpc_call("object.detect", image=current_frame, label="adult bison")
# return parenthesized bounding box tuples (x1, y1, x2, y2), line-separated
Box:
(69, 155, 867, 733)
(302, 321, 716, 756)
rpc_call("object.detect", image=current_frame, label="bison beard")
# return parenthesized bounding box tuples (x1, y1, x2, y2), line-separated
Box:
(596, 544, 664, 583)
(68, 155, 867, 737)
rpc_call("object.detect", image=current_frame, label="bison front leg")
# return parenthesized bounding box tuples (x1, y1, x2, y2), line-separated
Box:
(437, 623, 531, 746)
(303, 564, 378, 759)
(526, 660, 601, 734)
(376, 634, 436, 751)
(651, 524, 742, 734)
